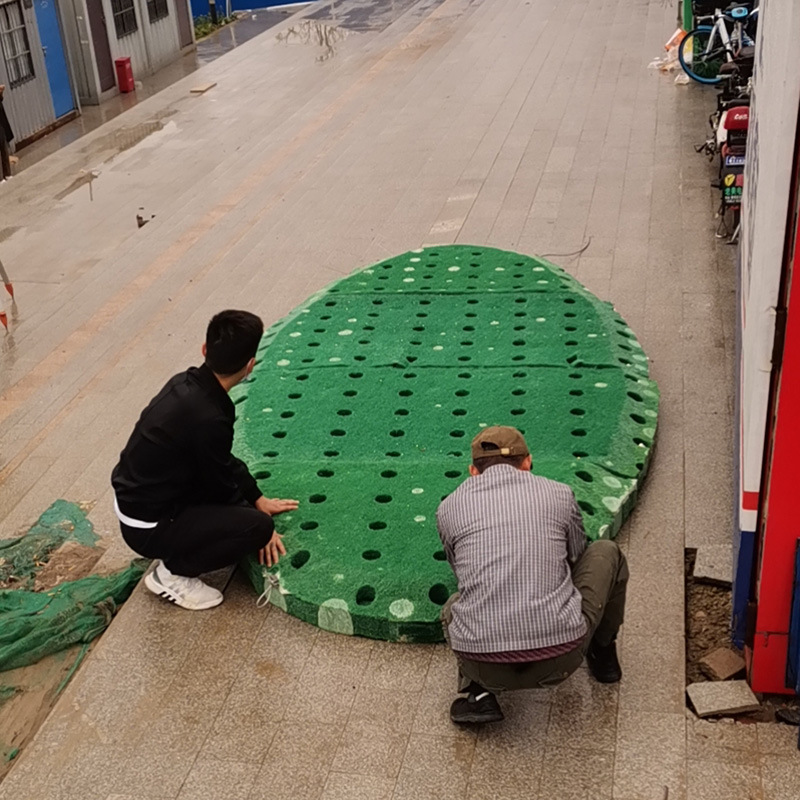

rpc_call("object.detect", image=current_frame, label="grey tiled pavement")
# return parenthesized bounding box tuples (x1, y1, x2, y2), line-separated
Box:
(0, 0, 796, 797)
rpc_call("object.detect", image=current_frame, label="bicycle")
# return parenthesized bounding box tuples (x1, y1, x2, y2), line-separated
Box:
(678, 3, 758, 85)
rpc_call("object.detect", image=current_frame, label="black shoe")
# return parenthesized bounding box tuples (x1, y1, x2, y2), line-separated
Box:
(449, 687, 504, 724)
(587, 640, 622, 683)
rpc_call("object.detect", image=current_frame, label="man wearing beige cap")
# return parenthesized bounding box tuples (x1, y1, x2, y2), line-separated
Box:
(436, 426, 629, 724)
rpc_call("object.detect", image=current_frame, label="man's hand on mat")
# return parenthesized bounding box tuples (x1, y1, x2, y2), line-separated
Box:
(259, 533, 286, 567)
(255, 496, 299, 516)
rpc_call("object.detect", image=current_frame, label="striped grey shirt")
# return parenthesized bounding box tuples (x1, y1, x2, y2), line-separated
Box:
(436, 463, 588, 654)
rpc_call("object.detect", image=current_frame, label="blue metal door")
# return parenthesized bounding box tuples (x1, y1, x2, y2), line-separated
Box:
(33, 0, 75, 118)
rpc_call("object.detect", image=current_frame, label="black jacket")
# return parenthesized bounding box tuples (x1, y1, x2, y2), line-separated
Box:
(112, 364, 261, 521)
(0, 96, 13, 143)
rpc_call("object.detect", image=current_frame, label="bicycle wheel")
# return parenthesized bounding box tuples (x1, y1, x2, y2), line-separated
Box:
(678, 26, 727, 84)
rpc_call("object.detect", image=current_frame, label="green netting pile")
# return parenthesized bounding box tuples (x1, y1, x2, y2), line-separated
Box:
(234, 245, 659, 643)
(0, 501, 146, 671)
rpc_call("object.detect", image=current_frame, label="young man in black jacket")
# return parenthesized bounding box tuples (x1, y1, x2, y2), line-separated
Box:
(112, 310, 298, 610)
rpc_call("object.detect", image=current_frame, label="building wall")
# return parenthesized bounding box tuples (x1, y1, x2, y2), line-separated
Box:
(102, 0, 188, 79)
(0, 0, 56, 142)
(61, 0, 101, 103)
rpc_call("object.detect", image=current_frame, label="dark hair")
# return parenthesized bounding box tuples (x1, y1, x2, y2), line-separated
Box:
(205, 310, 264, 376)
(472, 454, 528, 473)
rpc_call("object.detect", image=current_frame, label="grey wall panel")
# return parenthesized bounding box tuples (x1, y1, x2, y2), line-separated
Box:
(1, 3, 56, 142)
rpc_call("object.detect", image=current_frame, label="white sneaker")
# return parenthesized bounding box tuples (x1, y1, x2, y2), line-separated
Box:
(144, 561, 223, 610)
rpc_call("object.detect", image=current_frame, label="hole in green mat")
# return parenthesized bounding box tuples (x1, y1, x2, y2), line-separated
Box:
(467, 299, 478, 305)
(369, 521, 387, 530)
(254, 470, 271, 480)
(627, 392, 643, 402)
(570, 409, 585, 416)
(354, 356, 367, 362)
(407, 356, 418, 363)
(573, 451, 588, 458)
(292, 550, 310, 568)
(564, 298, 576, 305)
(420, 299, 431, 306)
(349, 372, 363, 379)
(331, 430, 346, 437)
(300, 521, 319, 530)
(368, 312, 379, 318)
(578, 501, 595, 516)
(448, 450, 463, 457)
(564, 312, 577, 318)
(288, 393, 302, 399)
(465, 312, 477, 318)
(309, 495, 326, 504)
(576, 471, 593, 483)
(630, 413, 646, 424)
(343, 390, 357, 398)
(461, 340, 473, 346)
(566, 355, 578, 364)
(515, 312, 526, 317)
(458, 356, 471, 362)
(416, 312, 428, 318)
(337, 410, 352, 417)
(301, 358, 314, 364)
(565, 326, 577, 332)
(234, 396, 247, 405)
(571, 429, 587, 437)
(364, 325, 375, 331)
(513, 340, 525, 346)
(324, 301, 337, 307)
(570, 390, 583, 397)
(455, 390, 469, 397)
(399, 390, 413, 397)
(264, 450, 279, 457)
(636, 462, 644, 470)
(320, 315, 331, 320)
(390, 430, 405, 438)
(450, 430, 465, 438)
(381, 470, 397, 478)
(515, 298, 526, 304)
(358, 340, 370, 345)
(633, 437, 650, 447)
(619, 358, 632, 366)
(452, 409, 467, 416)
(458, 372, 472, 379)
(445, 470, 461, 478)
(429, 584, 449, 605)
(404, 373, 417, 379)
(317, 470, 334, 478)
(619, 344, 632, 352)
(565, 340, 578, 347)
(273, 431, 287, 439)
(386, 451, 401, 458)
(297, 375, 309, 381)
(280, 411, 294, 419)
(512, 355, 525, 362)
(373, 300, 383, 305)
(434, 550, 447, 561)
(510, 409, 525, 416)
(362, 550, 381, 561)
(569, 373, 582, 379)
(375, 495, 392, 504)
(512, 389, 525, 396)
(324, 450, 339, 457)
(395, 409, 409, 416)
(412, 326, 425, 332)
(514, 325, 526, 331)
(513, 371, 527, 378)
(463, 325, 475, 332)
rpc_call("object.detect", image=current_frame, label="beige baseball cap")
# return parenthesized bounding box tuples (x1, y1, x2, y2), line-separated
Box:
(471, 426, 530, 460)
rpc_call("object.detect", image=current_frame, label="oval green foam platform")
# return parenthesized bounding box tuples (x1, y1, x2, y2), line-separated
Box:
(235, 245, 658, 642)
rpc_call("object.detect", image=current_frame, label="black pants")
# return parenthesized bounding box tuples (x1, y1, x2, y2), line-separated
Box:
(0, 129, 10, 180)
(120, 502, 274, 577)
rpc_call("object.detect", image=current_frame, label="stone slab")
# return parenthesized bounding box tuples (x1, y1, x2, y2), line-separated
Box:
(699, 647, 746, 682)
(686, 681, 760, 718)
(694, 543, 733, 586)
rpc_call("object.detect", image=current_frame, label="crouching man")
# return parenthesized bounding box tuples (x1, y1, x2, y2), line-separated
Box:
(436, 426, 628, 724)
(112, 310, 298, 611)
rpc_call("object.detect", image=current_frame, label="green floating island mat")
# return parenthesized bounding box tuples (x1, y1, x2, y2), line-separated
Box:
(235, 245, 659, 643)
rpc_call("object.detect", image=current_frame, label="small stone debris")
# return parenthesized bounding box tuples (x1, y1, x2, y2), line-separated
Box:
(699, 647, 746, 681)
(687, 680, 760, 718)
(694, 544, 733, 586)
(190, 82, 217, 95)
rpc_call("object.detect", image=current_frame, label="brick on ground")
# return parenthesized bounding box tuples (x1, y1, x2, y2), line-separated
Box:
(699, 647, 746, 682)
(687, 680, 760, 718)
